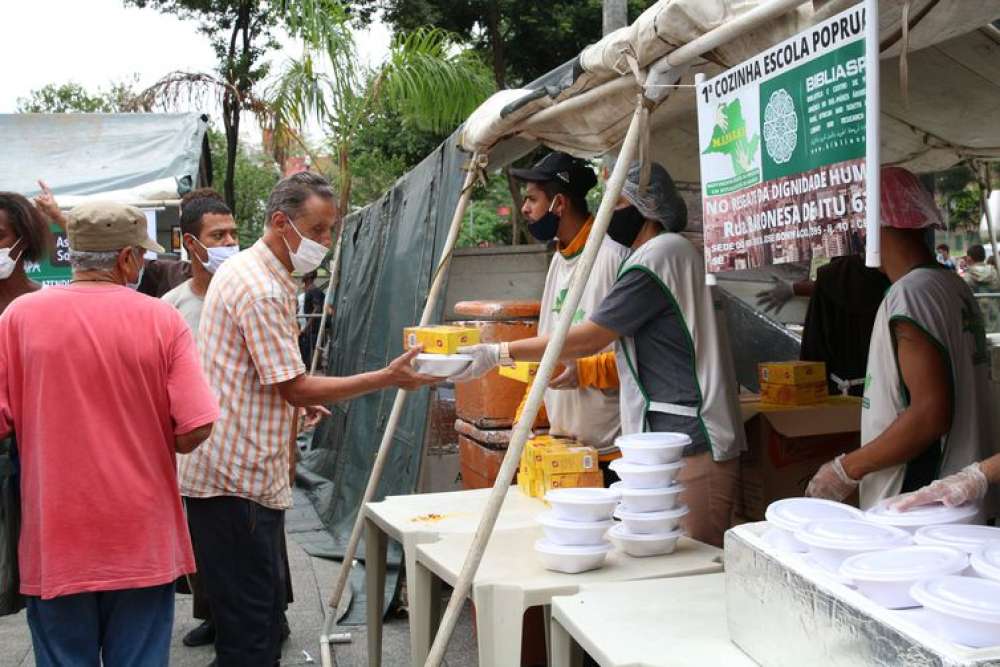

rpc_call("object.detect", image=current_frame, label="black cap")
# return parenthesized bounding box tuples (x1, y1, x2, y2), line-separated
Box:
(509, 152, 598, 197)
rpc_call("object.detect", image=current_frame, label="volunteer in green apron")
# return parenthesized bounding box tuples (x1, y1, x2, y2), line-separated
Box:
(452, 161, 746, 547)
(806, 167, 998, 511)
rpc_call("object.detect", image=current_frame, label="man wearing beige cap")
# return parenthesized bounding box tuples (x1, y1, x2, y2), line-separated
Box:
(0, 201, 219, 666)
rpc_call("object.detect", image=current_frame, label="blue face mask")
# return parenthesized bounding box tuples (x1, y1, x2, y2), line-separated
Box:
(528, 197, 560, 242)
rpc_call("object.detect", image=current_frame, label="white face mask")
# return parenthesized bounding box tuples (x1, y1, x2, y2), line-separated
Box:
(125, 251, 145, 291)
(282, 217, 329, 274)
(0, 239, 23, 280)
(191, 236, 239, 274)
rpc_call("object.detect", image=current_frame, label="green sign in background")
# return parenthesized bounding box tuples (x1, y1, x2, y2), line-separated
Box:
(760, 39, 866, 181)
(24, 225, 71, 286)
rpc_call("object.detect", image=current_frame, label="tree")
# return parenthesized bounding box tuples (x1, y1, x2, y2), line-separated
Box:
(16, 77, 151, 113)
(268, 5, 495, 216)
(207, 129, 280, 246)
(125, 0, 282, 211)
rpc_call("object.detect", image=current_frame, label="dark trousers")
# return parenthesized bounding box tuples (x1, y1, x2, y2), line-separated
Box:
(186, 496, 286, 667)
(26, 583, 174, 667)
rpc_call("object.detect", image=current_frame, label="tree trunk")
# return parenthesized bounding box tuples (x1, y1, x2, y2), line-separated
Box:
(222, 95, 240, 211)
(485, 0, 507, 89)
(602, 0, 628, 35)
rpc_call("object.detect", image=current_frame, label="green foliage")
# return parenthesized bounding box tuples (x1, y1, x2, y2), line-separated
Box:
(459, 175, 515, 247)
(16, 77, 150, 113)
(937, 165, 983, 232)
(207, 129, 280, 246)
(346, 0, 650, 86)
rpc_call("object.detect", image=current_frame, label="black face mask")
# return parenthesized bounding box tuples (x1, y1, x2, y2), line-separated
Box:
(608, 205, 645, 247)
(528, 197, 560, 242)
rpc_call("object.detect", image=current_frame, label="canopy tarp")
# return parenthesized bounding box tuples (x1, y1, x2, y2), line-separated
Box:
(461, 0, 1000, 181)
(0, 112, 210, 200)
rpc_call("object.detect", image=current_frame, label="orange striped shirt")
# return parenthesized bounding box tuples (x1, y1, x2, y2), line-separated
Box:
(178, 240, 305, 509)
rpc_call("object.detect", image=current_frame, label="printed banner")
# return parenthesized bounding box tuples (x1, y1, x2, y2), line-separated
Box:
(697, 3, 870, 272)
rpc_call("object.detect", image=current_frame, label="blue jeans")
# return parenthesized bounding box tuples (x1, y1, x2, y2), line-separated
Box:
(26, 582, 174, 667)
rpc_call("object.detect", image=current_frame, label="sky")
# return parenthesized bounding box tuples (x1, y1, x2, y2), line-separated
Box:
(0, 0, 391, 140)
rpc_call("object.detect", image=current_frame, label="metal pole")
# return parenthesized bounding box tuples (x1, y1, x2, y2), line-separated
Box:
(602, 0, 628, 35)
(318, 155, 483, 667)
(981, 163, 999, 269)
(864, 0, 881, 268)
(310, 226, 345, 374)
(423, 101, 647, 667)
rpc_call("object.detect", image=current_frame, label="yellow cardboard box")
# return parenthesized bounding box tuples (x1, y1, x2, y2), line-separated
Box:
(543, 470, 604, 491)
(403, 325, 480, 355)
(538, 446, 598, 475)
(758, 361, 826, 386)
(760, 381, 828, 406)
(498, 361, 539, 383)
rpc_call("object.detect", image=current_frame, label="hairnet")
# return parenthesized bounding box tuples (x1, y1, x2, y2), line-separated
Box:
(880, 166, 942, 229)
(621, 161, 688, 232)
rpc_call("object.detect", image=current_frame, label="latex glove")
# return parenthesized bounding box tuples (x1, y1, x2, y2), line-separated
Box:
(890, 463, 989, 511)
(548, 364, 578, 390)
(805, 454, 858, 502)
(448, 344, 500, 383)
(755, 279, 794, 315)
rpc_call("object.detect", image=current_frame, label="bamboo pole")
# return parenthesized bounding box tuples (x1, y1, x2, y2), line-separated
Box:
(422, 100, 647, 667)
(319, 154, 484, 667)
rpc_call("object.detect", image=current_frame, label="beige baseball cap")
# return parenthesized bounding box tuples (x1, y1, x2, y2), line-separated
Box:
(66, 201, 165, 253)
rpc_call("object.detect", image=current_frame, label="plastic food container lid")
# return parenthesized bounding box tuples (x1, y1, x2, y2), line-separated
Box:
(865, 498, 980, 528)
(613, 505, 690, 522)
(840, 545, 967, 582)
(796, 519, 911, 550)
(765, 498, 863, 533)
(545, 488, 621, 504)
(914, 525, 1000, 552)
(609, 481, 685, 496)
(615, 432, 691, 448)
(910, 575, 1000, 624)
(608, 522, 684, 541)
(608, 459, 685, 474)
(534, 539, 613, 555)
(970, 540, 1000, 581)
(536, 511, 614, 530)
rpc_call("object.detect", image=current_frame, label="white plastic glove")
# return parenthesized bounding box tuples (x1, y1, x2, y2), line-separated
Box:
(755, 279, 795, 315)
(890, 463, 989, 511)
(805, 454, 859, 502)
(448, 344, 500, 383)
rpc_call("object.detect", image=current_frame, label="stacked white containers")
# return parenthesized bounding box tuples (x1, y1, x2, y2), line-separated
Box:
(534, 488, 619, 574)
(607, 433, 690, 557)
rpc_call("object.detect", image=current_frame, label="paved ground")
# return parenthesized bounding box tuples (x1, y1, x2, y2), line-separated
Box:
(0, 532, 479, 667)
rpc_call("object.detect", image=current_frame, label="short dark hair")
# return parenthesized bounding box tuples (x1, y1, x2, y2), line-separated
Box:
(0, 192, 52, 263)
(539, 180, 589, 217)
(936, 243, 950, 252)
(302, 270, 318, 283)
(969, 244, 987, 263)
(180, 192, 232, 239)
(265, 172, 336, 225)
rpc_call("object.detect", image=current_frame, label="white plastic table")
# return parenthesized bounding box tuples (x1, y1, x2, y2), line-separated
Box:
(411, 525, 723, 667)
(549, 573, 758, 666)
(363, 487, 545, 666)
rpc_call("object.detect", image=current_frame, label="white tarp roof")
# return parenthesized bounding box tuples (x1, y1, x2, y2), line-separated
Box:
(461, 0, 1000, 182)
(0, 112, 210, 200)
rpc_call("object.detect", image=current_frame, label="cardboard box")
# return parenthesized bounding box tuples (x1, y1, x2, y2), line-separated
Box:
(498, 361, 540, 383)
(538, 446, 598, 474)
(758, 361, 826, 386)
(403, 325, 480, 355)
(760, 381, 828, 406)
(457, 435, 514, 490)
(738, 396, 861, 521)
(542, 470, 604, 491)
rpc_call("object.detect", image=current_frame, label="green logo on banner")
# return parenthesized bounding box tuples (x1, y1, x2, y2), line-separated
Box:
(702, 99, 761, 177)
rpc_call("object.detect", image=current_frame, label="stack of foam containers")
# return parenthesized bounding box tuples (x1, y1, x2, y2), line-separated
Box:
(607, 433, 690, 557)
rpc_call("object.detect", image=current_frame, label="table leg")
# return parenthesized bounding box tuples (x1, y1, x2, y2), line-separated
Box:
(365, 518, 388, 667)
(473, 587, 525, 667)
(409, 560, 441, 667)
(549, 616, 584, 667)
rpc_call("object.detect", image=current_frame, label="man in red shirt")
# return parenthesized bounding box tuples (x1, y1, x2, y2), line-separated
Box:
(0, 201, 219, 666)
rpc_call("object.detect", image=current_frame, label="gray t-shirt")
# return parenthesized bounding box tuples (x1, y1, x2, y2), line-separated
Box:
(591, 269, 708, 455)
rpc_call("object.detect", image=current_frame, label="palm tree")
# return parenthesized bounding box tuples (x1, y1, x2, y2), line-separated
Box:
(271, 2, 495, 214)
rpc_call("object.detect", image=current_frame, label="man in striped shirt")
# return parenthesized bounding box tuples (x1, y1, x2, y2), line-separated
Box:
(178, 172, 437, 666)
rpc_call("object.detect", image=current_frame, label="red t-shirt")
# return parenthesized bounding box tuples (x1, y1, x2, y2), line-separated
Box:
(0, 284, 219, 599)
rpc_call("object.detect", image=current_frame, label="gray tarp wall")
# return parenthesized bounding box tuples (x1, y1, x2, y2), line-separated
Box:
(298, 136, 469, 623)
